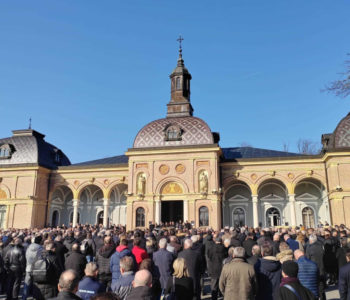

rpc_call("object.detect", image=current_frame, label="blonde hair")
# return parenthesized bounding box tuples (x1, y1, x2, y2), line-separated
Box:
(173, 258, 190, 278)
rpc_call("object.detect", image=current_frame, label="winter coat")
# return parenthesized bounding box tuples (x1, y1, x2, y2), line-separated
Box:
(132, 245, 149, 267)
(65, 250, 87, 280)
(337, 246, 350, 269)
(96, 244, 115, 279)
(339, 262, 350, 300)
(63, 236, 76, 252)
(77, 276, 104, 300)
(276, 249, 293, 263)
(153, 248, 175, 289)
(243, 238, 257, 257)
(324, 237, 338, 273)
(25, 242, 42, 273)
(306, 241, 325, 275)
(286, 238, 299, 252)
(48, 290, 82, 300)
(126, 286, 153, 300)
(207, 243, 227, 278)
(164, 276, 194, 300)
(110, 245, 135, 283)
(111, 271, 134, 300)
(178, 248, 201, 295)
(54, 241, 68, 270)
(4, 244, 26, 272)
(247, 254, 260, 266)
(274, 277, 316, 300)
(32, 250, 63, 300)
(296, 256, 319, 298)
(255, 256, 282, 300)
(219, 257, 257, 300)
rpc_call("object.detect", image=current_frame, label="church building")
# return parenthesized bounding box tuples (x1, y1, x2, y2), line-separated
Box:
(1, 46, 350, 230)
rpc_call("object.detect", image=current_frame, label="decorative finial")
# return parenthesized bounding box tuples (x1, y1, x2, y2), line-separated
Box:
(28, 117, 32, 130)
(177, 35, 184, 58)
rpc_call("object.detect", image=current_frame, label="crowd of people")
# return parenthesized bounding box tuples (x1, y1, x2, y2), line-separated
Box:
(0, 223, 349, 300)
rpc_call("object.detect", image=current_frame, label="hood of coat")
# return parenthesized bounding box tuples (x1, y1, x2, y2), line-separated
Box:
(260, 257, 281, 272)
(99, 244, 115, 258)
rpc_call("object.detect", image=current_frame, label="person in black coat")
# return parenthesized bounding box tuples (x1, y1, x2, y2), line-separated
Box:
(33, 241, 63, 300)
(207, 235, 227, 300)
(178, 238, 202, 300)
(96, 236, 115, 289)
(63, 232, 76, 253)
(164, 257, 194, 300)
(65, 243, 87, 280)
(274, 260, 316, 300)
(339, 248, 350, 300)
(247, 244, 261, 266)
(306, 234, 326, 300)
(48, 269, 82, 300)
(242, 232, 257, 258)
(323, 231, 338, 285)
(126, 269, 153, 300)
(54, 235, 68, 270)
(4, 238, 26, 300)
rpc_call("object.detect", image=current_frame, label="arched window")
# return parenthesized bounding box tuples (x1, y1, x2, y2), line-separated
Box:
(97, 211, 104, 225)
(51, 210, 59, 227)
(199, 206, 209, 227)
(176, 77, 181, 90)
(233, 208, 245, 227)
(302, 207, 315, 228)
(136, 207, 145, 227)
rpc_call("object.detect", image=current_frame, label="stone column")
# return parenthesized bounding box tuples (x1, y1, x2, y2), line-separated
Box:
(183, 200, 189, 222)
(155, 200, 161, 225)
(252, 195, 259, 228)
(103, 198, 110, 228)
(288, 194, 297, 227)
(72, 199, 79, 227)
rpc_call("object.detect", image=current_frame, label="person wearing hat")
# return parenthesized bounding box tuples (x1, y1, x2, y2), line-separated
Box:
(274, 260, 316, 300)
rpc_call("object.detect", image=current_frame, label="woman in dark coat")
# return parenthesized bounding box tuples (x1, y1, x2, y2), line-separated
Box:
(164, 258, 194, 300)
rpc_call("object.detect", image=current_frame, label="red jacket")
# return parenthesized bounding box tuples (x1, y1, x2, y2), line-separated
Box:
(132, 245, 149, 267)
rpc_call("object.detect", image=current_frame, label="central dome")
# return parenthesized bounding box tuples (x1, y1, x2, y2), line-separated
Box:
(133, 116, 214, 148)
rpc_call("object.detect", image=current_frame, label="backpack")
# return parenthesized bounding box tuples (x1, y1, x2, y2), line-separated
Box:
(80, 239, 89, 255)
(31, 255, 52, 283)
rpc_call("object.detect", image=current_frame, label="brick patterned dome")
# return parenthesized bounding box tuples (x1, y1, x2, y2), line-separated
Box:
(334, 113, 350, 148)
(133, 116, 214, 148)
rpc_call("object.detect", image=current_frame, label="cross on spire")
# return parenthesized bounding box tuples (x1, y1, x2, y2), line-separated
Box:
(177, 35, 184, 50)
(28, 117, 32, 130)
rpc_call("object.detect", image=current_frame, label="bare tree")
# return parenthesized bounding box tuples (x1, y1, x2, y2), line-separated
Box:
(297, 139, 321, 155)
(282, 141, 289, 152)
(324, 54, 350, 98)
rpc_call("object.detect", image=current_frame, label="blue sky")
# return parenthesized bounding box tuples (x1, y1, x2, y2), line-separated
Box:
(0, 1, 349, 163)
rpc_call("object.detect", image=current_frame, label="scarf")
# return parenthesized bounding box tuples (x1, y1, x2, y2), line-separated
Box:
(280, 276, 299, 287)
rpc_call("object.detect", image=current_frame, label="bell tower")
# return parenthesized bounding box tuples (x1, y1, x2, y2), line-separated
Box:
(167, 36, 193, 118)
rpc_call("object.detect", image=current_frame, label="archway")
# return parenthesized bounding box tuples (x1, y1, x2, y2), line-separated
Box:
(51, 210, 59, 227)
(97, 211, 104, 225)
(302, 207, 315, 228)
(79, 185, 103, 224)
(50, 185, 73, 226)
(233, 208, 245, 227)
(109, 183, 128, 226)
(136, 207, 145, 227)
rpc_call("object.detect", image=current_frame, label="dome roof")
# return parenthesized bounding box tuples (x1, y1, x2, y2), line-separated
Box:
(133, 116, 214, 148)
(334, 113, 350, 148)
(0, 129, 70, 168)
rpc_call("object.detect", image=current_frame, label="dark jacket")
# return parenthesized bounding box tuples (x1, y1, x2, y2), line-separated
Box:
(54, 241, 68, 270)
(324, 237, 338, 273)
(4, 244, 26, 272)
(306, 241, 325, 275)
(274, 277, 316, 300)
(165, 276, 194, 300)
(296, 256, 319, 298)
(339, 262, 350, 300)
(286, 238, 299, 252)
(337, 246, 350, 269)
(77, 276, 104, 300)
(33, 250, 63, 300)
(255, 256, 282, 300)
(153, 248, 175, 289)
(243, 238, 257, 257)
(207, 243, 227, 278)
(111, 271, 134, 300)
(65, 250, 87, 280)
(49, 290, 82, 300)
(110, 245, 135, 283)
(178, 248, 201, 294)
(63, 236, 76, 252)
(96, 244, 115, 281)
(126, 286, 153, 300)
(247, 254, 260, 266)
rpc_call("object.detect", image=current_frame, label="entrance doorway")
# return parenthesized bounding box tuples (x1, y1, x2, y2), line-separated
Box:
(161, 201, 183, 223)
(266, 207, 281, 226)
(97, 211, 104, 225)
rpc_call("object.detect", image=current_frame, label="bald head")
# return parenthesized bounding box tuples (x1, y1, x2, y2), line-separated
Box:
(58, 270, 80, 293)
(294, 249, 304, 260)
(133, 269, 152, 288)
(184, 238, 193, 249)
